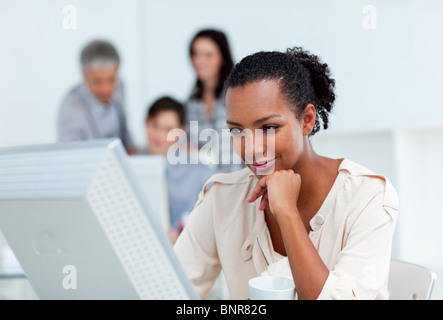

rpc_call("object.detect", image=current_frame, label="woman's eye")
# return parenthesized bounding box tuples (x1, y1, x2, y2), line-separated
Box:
(263, 125, 278, 132)
(229, 128, 243, 135)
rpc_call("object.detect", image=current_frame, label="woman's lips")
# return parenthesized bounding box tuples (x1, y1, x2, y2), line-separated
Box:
(251, 158, 276, 171)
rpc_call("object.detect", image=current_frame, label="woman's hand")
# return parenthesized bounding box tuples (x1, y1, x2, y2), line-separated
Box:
(248, 169, 330, 300)
(247, 170, 302, 220)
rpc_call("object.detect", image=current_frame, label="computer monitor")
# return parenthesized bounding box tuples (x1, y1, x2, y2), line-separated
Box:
(0, 139, 198, 299)
(128, 155, 170, 231)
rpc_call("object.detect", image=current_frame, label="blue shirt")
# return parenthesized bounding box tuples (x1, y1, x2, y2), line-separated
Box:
(142, 150, 215, 230)
(80, 84, 121, 139)
(166, 160, 214, 230)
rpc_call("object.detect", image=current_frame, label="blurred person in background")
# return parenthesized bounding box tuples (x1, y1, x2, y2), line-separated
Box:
(143, 96, 214, 243)
(57, 39, 137, 154)
(186, 29, 242, 173)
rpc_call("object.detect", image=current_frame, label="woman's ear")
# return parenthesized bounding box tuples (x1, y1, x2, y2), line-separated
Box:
(302, 104, 316, 136)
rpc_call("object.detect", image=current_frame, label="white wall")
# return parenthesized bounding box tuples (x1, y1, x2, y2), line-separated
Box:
(2, 0, 443, 145)
(0, 0, 144, 147)
(143, 0, 443, 132)
(394, 127, 443, 291)
(0, 0, 442, 298)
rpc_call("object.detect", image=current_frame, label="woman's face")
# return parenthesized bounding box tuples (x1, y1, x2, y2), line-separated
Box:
(226, 80, 315, 177)
(191, 37, 223, 83)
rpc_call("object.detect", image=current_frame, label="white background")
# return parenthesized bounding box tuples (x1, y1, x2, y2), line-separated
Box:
(0, 0, 442, 299)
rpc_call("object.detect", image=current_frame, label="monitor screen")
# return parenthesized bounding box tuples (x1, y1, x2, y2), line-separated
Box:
(0, 139, 198, 299)
(129, 154, 170, 231)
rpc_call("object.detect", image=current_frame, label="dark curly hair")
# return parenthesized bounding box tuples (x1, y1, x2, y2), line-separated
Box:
(225, 47, 335, 135)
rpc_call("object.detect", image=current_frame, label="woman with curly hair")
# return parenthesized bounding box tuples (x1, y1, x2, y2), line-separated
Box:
(174, 47, 398, 300)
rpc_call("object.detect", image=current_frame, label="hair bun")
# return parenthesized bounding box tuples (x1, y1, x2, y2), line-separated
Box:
(286, 47, 336, 132)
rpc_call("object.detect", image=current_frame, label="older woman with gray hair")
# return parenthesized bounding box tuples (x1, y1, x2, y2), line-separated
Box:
(57, 39, 137, 154)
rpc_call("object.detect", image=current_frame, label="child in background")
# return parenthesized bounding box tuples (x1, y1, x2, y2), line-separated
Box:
(144, 96, 214, 243)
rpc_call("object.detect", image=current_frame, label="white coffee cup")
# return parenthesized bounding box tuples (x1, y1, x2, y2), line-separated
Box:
(248, 276, 295, 300)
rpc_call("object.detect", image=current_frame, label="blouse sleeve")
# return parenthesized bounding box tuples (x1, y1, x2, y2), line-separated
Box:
(317, 189, 398, 300)
(173, 183, 221, 299)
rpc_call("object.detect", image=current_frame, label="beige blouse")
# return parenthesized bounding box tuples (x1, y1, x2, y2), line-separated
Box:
(173, 159, 399, 300)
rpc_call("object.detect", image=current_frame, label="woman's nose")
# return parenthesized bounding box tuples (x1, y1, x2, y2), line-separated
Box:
(244, 130, 266, 163)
